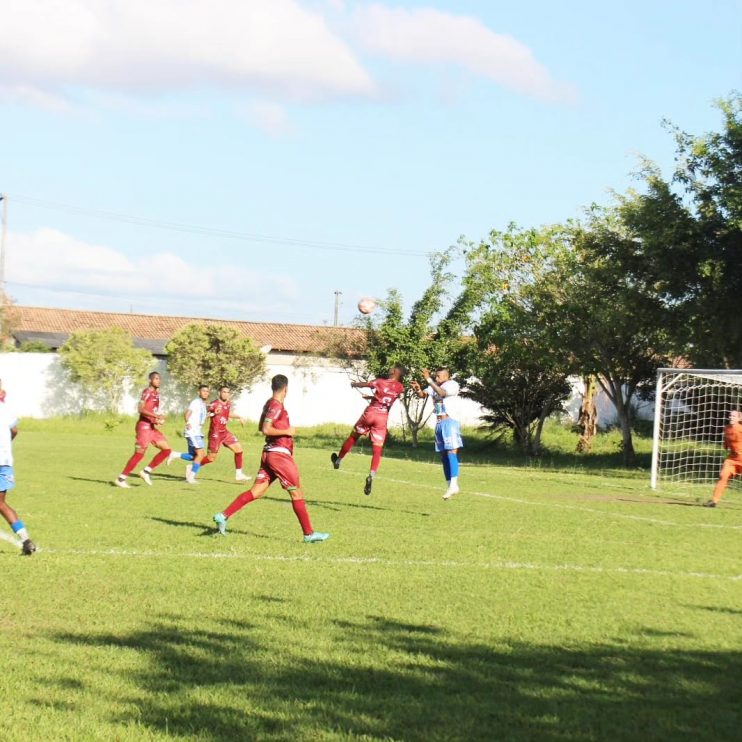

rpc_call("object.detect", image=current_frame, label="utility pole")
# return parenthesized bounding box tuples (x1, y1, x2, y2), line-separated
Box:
(333, 290, 342, 326)
(0, 194, 6, 302)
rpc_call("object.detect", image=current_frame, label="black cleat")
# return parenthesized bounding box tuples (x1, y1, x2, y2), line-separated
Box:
(21, 539, 36, 556)
(703, 500, 717, 508)
(364, 474, 373, 496)
(331, 452, 341, 470)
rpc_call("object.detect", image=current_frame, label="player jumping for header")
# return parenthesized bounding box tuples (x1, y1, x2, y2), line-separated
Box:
(411, 366, 463, 500)
(704, 409, 742, 508)
(114, 371, 173, 488)
(330, 364, 406, 496)
(213, 374, 329, 543)
(0, 402, 36, 555)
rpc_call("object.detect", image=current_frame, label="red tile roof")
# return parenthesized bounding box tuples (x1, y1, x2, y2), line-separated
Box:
(8, 306, 367, 355)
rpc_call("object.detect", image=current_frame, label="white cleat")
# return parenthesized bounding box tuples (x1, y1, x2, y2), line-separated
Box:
(139, 470, 153, 486)
(235, 472, 252, 483)
(442, 484, 460, 500)
(185, 464, 193, 482)
(114, 478, 130, 488)
(185, 476, 199, 485)
(167, 451, 181, 466)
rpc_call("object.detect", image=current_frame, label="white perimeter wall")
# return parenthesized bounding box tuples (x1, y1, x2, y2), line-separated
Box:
(0, 353, 651, 427)
(0, 353, 487, 428)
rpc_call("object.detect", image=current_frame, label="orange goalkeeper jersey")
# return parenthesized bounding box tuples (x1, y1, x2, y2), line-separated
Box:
(724, 423, 742, 460)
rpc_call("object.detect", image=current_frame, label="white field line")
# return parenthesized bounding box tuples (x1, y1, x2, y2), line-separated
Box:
(327, 467, 742, 531)
(0, 531, 22, 548)
(32, 547, 742, 582)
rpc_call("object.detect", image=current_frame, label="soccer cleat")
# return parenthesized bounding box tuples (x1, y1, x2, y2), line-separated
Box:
(213, 512, 227, 535)
(303, 531, 330, 543)
(114, 477, 130, 488)
(139, 469, 153, 486)
(21, 539, 36, 556)
(442, 483, 460, 500)
(186, 476, 200, 485)
(235, 472, 251, 482)
(363, 474, 373, 496)
(331, 452, 341, 470)
(703, 500, 717, 508)
(167, 451, 181, 466)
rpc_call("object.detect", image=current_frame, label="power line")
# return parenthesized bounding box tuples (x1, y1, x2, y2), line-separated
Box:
(10, 194, 431, 257)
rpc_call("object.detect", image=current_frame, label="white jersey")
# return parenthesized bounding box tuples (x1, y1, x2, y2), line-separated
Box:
(0, 405, 18, 466)
(184, 398, 208, 438)
(425, 379, 460, 419)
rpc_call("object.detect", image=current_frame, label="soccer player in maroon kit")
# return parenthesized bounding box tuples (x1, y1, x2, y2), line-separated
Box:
(213, 374, 329, 543)
(202, 386, 250, 482)
(330, 364, 406, 496)
(114, 371, 173, 488)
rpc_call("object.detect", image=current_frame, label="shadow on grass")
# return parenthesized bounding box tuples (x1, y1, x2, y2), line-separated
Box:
(47, 614, 741, 741)
(148, 516, 267, 539)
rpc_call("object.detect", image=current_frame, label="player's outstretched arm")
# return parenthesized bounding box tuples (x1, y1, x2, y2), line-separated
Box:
(350, 380, 374, 389)
(421, 368, 447, 398)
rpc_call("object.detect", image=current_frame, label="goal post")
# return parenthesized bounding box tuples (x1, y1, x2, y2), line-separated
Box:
(651, 368, 742, 490)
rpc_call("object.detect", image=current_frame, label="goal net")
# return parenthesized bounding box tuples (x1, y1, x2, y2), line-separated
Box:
(651, 369, 742, 490)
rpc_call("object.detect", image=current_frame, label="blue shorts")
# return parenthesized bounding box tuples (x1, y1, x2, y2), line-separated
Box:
(186, 436, 206, 456)
(0, 465, 16, 492)
(435, 417, 463, 452)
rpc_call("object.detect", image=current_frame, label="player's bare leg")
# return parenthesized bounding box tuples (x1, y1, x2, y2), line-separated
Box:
(116, 444, 146, 488)
(0, 491, 35, 555)
(140, 439, 172, 486)
(332, 433, 359, 469)
(226, 442, 250, 482)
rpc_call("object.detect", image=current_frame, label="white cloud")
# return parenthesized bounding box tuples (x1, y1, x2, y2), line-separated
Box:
(243, 101, 296, 137)
(0, 0, 376, 104)
(351, 5, 577, 103)
(6, 228, 299, 314)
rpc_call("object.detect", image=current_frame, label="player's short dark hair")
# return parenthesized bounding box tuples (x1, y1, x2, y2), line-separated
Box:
(435, 366, 450, 375)
(392, 363, 407, 377)
(148, 371, 160, 380)
(198, 384, 209, 391)
(271, 374, 289, 392)
(219, 386, 230, 392)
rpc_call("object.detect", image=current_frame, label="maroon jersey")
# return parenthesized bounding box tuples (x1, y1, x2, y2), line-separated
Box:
(208, 399, 232, 435)
(260, 397, 294, 454)
(366, 378, 405, 413)
(138, 387, 160, 428)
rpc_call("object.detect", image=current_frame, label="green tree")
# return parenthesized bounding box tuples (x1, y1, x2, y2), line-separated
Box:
(533, 211, 672, 465)
(165, 324, 266, 394)
(458, 225, 572, 455)
(620, 93, 742, 367)
(59, 327, 153, 412)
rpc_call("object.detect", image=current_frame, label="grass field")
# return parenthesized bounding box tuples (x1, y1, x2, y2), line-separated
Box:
(2, 417, 741, 741)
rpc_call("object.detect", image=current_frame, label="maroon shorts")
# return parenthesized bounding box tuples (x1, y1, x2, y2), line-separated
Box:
(208, 428, 239, 454)
(135, 422, 167, 450)
(353, 408, 390, 446)
(255, 450, 301, 490)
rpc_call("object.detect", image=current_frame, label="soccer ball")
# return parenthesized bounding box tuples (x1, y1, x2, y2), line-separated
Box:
(358, 297, 377, 315)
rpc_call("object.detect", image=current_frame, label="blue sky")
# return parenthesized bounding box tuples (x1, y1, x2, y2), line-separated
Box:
(1, 0, 740, 325)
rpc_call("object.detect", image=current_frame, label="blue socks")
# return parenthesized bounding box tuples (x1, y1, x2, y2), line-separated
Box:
(192, 463, 201, 475)
(180, 453, 194, 461)
(447, 452, 459, 478)
(441, 455, 451, 481)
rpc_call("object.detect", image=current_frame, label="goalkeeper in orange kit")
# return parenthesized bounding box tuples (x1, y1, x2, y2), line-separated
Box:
(705, 410, 742, 507)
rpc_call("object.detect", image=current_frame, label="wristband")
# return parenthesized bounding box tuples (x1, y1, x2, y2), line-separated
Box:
(425, 377, 433, 385)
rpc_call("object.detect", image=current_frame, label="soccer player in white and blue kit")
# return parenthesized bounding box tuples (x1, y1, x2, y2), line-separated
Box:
(412, 366, 463, 500)
(0, 403, 36, 554)
(168, 384, 210, 484)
